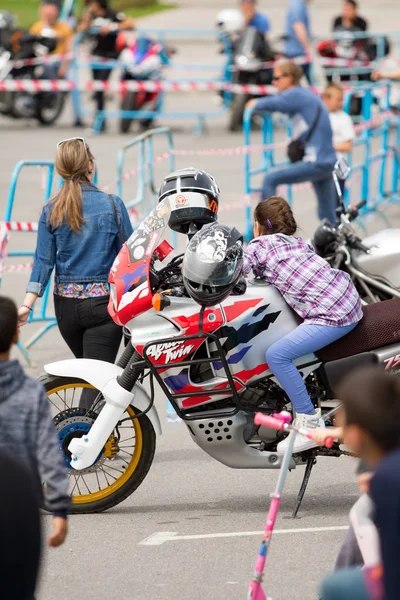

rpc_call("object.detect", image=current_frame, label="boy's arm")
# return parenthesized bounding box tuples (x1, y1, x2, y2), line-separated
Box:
(36, 388, 71, 516)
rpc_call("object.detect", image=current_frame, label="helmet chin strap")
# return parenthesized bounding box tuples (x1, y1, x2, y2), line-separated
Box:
(187, 222, 201, 240)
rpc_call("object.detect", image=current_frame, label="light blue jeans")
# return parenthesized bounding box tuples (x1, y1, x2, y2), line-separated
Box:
(262, 161, 337, 224)
(265, 322, 358, 415)
(320, 568, 372, 600)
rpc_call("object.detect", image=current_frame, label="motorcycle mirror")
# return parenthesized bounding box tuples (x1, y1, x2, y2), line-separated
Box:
(334, 157, 351, 181)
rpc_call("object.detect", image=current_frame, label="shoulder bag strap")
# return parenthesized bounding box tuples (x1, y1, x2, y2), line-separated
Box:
(303, 102, 323, 144)
(108, 194, 125, 247)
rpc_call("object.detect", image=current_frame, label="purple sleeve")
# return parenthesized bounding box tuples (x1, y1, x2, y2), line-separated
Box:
(243, 244, 257, 274)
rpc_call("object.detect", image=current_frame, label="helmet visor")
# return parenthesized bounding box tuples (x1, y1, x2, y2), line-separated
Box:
(183, 228, 243, 287)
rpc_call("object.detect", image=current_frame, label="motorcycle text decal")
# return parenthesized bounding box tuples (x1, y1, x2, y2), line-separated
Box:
(175, 194, 187, 207)
(384, 354, 400, 371)
(145, 232, 159, 257)
(147, 341, 194, 362)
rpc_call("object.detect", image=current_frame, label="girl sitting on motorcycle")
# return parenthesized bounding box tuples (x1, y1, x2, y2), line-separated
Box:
(243, 196, 363, 453)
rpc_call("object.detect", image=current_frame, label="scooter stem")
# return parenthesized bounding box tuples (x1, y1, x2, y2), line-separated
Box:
(68, 378, 134, 470)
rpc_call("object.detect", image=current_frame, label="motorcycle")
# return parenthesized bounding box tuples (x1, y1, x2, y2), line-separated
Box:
(0, 11, 66, 125)
(117, 33, 169, 134)
(216, 12, 277, 132)
(39, 181, 400, 515)
(313, 158, 400, 303)
(316, 34, 390, 115)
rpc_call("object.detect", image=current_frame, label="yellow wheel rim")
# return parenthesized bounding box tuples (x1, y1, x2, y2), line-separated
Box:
(47, 383, 143, 505)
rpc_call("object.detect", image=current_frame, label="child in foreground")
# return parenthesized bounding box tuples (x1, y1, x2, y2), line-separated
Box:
(0, 296, 70, 549)
(243, 197, 363, 453)
(319, 367, 400, 600)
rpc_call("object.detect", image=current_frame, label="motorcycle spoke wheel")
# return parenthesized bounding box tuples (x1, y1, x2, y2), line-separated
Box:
(41, 375, 156, 513)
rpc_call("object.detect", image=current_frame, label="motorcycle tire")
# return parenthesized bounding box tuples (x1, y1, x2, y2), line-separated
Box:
(40, 374, 156, 514)
(229, 93, 249, 132)
(36, 92, 66, 126)
(120, 91, 137, 134)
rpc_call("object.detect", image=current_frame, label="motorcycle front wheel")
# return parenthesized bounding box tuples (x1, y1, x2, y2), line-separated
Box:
(40, 375, 156, 513)
(36, 92, 66, 125)
(229, 93, 249, 132)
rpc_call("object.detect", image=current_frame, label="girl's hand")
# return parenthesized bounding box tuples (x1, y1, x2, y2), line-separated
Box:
(18, 306, 32, 326)
(312, 428, 330, 446)
(312, 426, 343, 446)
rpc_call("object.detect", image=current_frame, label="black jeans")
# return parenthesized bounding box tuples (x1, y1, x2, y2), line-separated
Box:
(92, 67, 112, 113)
(54, 294, 122, 409)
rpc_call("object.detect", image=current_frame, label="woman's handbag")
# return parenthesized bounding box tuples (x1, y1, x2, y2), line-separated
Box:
(287, 103, 323, 163)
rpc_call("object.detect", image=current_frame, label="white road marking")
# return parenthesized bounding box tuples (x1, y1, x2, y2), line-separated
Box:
(139, 525, 349, 546)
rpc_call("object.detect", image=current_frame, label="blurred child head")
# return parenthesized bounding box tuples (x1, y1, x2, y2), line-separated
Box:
(323, 83, 345, 112)
(338, 367, 400, 466)
(253, 196, 298, 238)
(0, 296, 19, 358)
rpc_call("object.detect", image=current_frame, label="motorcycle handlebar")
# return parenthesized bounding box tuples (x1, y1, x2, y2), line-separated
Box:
(345, 200, 367, 222)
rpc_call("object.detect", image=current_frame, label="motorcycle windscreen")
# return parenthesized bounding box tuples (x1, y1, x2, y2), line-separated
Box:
(108, 198, 172, 325)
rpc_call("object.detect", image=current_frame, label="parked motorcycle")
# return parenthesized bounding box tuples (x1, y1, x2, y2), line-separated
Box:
(0, 11, 66, 125)
(314, 158, 400, 303)
(117, 33, 169, 134)
(39, 167, 400, 515)
(316, 34, 390, 115)
(216, 11, 276, 132)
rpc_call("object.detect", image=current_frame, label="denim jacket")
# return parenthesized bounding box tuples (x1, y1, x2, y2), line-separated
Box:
(27, 184, 133, 297)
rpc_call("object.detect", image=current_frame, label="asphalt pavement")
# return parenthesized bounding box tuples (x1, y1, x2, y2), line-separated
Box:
(1, 0, 400, 598)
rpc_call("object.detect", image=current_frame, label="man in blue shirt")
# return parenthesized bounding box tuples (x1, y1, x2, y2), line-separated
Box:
(285, 0, 312, 82)
(247, 60, 337, 224)
(240, 0, 270, 36)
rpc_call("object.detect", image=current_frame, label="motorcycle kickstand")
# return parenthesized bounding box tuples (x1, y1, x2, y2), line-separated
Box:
(292, 450, 317, 518)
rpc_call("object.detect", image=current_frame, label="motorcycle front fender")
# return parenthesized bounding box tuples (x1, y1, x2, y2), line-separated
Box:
(44, 358, 162, 436)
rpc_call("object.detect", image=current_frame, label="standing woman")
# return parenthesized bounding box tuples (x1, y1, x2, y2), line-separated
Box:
(18, 138, 133, 406)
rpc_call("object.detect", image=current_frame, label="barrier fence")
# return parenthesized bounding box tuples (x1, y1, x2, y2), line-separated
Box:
(3, 94, 399, 359)
(244, 82, 400, 240)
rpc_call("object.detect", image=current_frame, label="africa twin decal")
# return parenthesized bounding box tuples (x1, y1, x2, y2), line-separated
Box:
(147, 341, 194, 362)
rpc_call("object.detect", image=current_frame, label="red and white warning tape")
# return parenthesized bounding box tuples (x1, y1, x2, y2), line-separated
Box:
(0, 262, 33, 274)
(0, 221, 39, 232)
(10, 53, 73, 69)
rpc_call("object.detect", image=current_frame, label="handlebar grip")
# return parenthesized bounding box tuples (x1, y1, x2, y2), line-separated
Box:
(356, 200, 367, 210)
(324, 437, 334, 449)
(254, 413, 285, 430)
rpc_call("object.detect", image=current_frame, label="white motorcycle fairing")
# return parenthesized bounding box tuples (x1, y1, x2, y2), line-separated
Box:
(355, 229, 400, 288)
(44, 358, 161, 470)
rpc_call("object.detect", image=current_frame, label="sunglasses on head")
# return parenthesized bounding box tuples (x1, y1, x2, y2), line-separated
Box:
(57, 137, 87, 151)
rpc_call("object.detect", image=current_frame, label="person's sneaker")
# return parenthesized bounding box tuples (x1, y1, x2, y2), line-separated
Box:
(277, 408, 325, 454)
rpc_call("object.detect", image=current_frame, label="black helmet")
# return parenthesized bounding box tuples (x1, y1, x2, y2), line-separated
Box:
(182, 223, 243, 307)
(313, 219, 338, 256)
(158, 167, 220, 235)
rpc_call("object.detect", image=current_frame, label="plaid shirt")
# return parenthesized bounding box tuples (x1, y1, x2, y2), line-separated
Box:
(243, 234, 363, 327)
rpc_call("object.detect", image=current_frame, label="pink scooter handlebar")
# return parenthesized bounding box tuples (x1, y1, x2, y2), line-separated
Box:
(254, 412, 334, 448)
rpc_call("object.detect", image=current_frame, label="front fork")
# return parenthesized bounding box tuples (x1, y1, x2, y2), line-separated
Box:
(68, 344, 144, 470)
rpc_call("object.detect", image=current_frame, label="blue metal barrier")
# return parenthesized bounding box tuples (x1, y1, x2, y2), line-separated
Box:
(70, 29, 232, 134)
(3, 161, 56, 363)
(243, 82, 400, 240)
(117, 127, 176, 245)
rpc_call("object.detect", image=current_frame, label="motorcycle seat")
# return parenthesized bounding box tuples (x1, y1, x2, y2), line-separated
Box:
(316, 297, 400, 362)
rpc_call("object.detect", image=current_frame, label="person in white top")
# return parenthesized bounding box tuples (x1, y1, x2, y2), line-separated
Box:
(323, 83, 356, 195)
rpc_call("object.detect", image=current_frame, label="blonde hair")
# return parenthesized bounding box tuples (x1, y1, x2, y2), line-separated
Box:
(49, 139, 95, 232)
(323, 82, 344, 98)
(275, 60, 304, 86)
